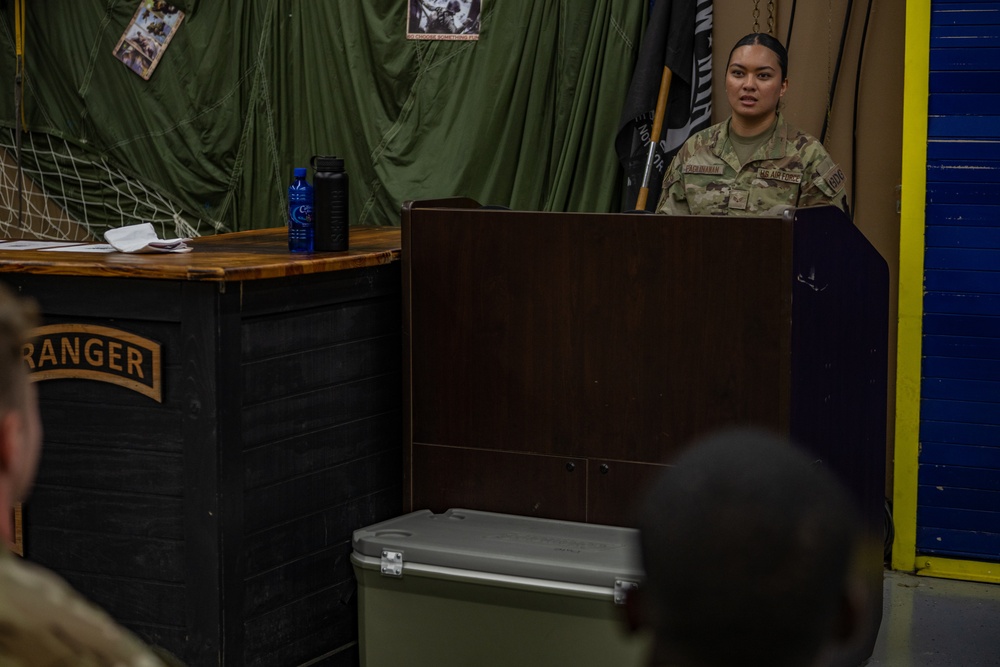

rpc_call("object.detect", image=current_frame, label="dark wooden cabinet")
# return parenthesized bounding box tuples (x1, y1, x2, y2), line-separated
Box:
(402, 201, 889, 665)
(3, 228, 403, 666)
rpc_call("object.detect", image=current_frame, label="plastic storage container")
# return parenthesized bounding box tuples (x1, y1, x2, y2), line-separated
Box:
(351, 509, 650, 667)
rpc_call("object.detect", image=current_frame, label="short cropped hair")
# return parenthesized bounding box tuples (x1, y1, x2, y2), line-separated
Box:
(638, 429, 860, 667)
(0, 282, 37, 412)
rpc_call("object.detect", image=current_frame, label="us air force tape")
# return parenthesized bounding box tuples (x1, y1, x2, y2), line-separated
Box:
(758, 168, 802, 184)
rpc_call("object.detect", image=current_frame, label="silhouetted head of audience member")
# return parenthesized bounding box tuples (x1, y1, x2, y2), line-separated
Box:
(635, 429, 865, 667)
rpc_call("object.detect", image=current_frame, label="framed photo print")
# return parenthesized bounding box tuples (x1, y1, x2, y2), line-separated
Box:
(113, 1, 185, 80)
(408, 0, 481, 41)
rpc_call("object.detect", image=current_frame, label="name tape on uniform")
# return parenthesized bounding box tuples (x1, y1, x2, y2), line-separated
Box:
(683, 164, 725, 176)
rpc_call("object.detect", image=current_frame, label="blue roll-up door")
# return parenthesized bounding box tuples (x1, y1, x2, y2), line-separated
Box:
(919, 0, 1000, 562)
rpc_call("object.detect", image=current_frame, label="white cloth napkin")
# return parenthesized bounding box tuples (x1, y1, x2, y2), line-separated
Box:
(104, 223, 192, 253)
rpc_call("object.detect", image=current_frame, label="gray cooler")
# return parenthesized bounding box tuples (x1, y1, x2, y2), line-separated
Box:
(351, 508, 651, 666)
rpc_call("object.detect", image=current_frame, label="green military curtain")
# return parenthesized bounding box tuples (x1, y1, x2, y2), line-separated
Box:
(0, 1, 645, 235)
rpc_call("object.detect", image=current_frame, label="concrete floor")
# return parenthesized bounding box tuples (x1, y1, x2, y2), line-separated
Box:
(867, 570, 1000, 666)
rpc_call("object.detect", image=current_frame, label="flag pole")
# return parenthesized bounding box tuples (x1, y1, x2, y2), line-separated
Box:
(14, 0, 26, 230)
(635, 65, 673, 211)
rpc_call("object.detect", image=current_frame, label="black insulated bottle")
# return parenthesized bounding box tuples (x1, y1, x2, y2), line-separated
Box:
(312, 155, 349, 251)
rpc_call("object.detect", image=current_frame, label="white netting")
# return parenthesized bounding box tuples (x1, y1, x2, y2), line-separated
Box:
(0, 126, 223, 241)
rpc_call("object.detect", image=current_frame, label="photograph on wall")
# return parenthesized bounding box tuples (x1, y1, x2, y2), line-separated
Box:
(112, 1, 186, 80)
(407, 0, 481, 40)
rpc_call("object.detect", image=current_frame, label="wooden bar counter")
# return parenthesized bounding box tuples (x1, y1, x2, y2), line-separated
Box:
(1, 227, 403, 666)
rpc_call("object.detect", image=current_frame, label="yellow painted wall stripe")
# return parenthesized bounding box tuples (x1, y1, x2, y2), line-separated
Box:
(917, 557, 1000, 585)
(892, 0, 930, 574)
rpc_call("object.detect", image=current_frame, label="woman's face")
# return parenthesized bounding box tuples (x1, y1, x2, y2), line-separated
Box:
(726, 44, 787, 126)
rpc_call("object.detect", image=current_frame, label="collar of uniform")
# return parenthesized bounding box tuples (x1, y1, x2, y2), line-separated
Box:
(757, 112, 789, 161)
(714, 113, 789, 169)
(712, 120, 741, 171)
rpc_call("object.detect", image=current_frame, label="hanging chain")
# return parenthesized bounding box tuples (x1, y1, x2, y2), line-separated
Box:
(753, 0, 776, 36)
(826, 0, 833, 143)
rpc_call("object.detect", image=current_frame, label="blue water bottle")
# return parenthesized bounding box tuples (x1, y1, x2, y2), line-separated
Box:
(288, 167, 314, 253)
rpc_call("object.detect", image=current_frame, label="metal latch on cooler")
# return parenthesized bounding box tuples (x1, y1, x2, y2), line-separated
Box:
(614, 579, 638, 606)
(380, 550, 403, 577)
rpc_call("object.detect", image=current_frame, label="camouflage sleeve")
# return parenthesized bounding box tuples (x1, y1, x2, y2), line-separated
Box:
(797, 143, 851, 218)
(152, 646, 187, 667)
(655, 149, 691, 216)
(0, 556, 171, 667)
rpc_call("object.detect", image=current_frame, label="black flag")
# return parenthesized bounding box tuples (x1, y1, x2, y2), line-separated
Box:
(616, 0, 713, 212)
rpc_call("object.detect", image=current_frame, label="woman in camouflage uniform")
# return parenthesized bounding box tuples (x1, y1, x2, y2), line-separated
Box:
(656, 33, 849, 218)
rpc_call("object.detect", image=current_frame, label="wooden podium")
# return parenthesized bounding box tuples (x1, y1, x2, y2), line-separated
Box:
(403, 199, 888, 662)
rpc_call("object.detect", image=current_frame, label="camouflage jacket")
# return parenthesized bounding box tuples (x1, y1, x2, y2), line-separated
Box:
(0, 547, 176, 666)
(655, 114, 849, 217)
